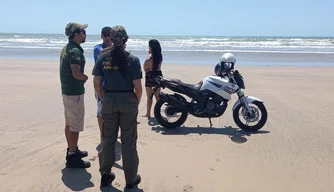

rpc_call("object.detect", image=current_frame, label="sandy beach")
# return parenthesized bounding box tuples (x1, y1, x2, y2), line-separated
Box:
(0, 58, 333, 192)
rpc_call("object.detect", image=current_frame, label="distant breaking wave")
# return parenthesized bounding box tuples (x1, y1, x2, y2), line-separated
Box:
(0, 33, 333, 54)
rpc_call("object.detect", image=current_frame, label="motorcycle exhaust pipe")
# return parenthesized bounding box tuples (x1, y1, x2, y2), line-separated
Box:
(159, 93, 190, 113)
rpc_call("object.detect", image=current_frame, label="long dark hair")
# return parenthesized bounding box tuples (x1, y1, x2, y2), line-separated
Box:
(111, 45, 129, 74)
(149, 39, 163, 71)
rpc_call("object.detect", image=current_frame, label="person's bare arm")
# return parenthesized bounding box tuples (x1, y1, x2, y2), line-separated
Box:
(133, 79, 142, 104)
(143, 54, 153, 72)
(99, 46, 114, 55)
(71, 64, 88, 82)
(93, 76, 103, 99)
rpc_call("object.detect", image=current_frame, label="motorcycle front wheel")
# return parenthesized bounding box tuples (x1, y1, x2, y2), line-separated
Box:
(154, 99, 188, 129)
(233, 101, 268, 132)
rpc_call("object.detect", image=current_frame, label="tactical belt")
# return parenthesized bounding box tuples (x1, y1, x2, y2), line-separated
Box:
(104, 90, 133, 93)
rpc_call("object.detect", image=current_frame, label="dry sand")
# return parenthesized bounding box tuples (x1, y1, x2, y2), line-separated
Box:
(0, 58, 333, 192)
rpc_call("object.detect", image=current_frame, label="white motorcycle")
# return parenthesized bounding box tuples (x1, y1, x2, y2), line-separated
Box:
(151, 53, 268, 132)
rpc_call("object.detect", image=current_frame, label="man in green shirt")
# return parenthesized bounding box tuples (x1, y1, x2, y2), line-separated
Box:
(60, 22, 90, 169)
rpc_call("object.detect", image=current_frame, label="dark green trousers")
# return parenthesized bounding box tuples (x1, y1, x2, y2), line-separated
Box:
(99, 92, 139, 184)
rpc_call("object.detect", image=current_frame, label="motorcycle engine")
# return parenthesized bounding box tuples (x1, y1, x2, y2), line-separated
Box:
(205, 98, 220, 115)
(191, 95, 226, 115)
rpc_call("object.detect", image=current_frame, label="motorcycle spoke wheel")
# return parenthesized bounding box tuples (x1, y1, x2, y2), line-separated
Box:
(160, 104, 183, 124)
(154, 99, 188, 129)
(233, 101, 268, 132)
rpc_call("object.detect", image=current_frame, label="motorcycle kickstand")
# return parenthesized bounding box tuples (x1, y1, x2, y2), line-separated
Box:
(208, 118, 213, 128)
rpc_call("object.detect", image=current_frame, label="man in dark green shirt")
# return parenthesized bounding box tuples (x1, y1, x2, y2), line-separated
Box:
(92, 25, 143, 189)
(60, 22, 90, 169)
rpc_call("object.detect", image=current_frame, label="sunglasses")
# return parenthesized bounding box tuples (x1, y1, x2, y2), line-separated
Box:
(102, 32, 110, 37)
(77, 29, 86, 35)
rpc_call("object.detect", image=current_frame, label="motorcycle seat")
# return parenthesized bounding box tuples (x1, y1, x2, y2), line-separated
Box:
(171, 79, 203, 91)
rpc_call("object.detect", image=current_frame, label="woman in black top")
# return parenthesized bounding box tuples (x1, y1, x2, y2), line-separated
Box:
(142, 39, 163, 118)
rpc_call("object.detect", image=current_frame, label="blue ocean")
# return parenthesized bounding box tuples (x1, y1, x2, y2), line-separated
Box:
(0, 33, 333, 66)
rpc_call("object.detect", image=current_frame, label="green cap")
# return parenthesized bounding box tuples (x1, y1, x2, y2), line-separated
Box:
(65, 22, 88, 36)
(110, 25, 128, 46)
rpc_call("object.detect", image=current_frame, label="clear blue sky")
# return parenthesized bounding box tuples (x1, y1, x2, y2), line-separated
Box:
(0, 0, 333, 36)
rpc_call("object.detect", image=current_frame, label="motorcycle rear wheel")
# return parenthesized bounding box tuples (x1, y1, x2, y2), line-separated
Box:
(233, 101, 268, 132)
(154, 99, 188, 129)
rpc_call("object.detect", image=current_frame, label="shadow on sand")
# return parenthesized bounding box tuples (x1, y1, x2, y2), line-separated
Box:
(146, 117, 160, 126)
(61, 168, 94, 191)
(151, 125, 270, 144)
(100, 186, 144, 192)
(96, 141, 145, 191)
(96, 141, 123, 170)
(100, 186, 122, 192)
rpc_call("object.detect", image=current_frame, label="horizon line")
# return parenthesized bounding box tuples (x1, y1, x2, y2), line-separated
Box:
(0, 32, 333, 38)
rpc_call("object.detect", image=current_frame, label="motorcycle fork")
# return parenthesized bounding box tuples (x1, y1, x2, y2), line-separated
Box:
(237, 89, 252, 113)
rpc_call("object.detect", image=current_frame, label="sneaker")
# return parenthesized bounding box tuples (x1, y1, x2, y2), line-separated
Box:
(66, 154, 91, 168)
(66, 147, 88, 159)
(125, 174, 141, 189)
(100, 173, 116, 188)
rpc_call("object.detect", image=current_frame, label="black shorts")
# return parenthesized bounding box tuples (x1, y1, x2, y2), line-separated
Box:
(145, 71, 163, 87)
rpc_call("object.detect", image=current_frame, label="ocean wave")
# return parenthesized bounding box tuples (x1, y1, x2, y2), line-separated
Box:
(159, 49, 334, 54)
(1, 45, 334, 54)
(0, 45, 63, 49)
(0, 38, 49, 43)
(0, 35, 333, 54)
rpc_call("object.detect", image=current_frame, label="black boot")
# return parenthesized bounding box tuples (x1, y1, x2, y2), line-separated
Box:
(125, 174, 141, 189)
(66, 151, 91, 168)
(66, 147, 88, 159)
(100, 172, 116, 188)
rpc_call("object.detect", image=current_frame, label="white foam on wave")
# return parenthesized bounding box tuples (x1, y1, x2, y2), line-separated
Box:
(0, 45, 62, 49)
(147, 49, 334, 54)
(0, 38, 48, 43)
(0, 35, 334, 54)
